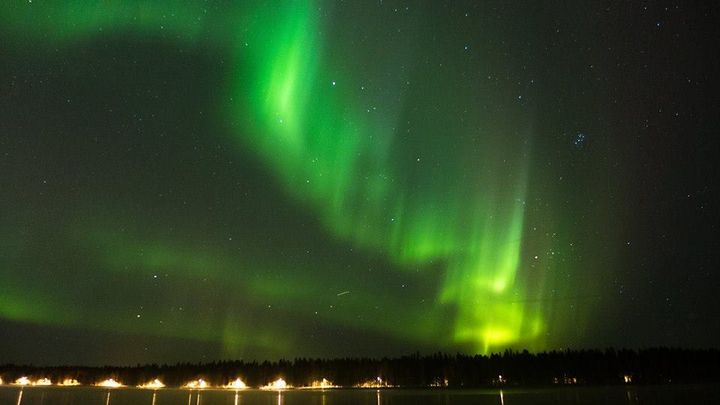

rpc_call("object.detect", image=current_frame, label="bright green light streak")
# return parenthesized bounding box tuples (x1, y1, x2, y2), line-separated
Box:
(231, 1, 542, 353)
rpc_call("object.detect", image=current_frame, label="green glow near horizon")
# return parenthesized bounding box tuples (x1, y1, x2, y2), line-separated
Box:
(0, 1, 546, 355)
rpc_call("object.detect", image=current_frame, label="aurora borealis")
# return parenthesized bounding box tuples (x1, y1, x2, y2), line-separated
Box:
(1, 1, 718, 365)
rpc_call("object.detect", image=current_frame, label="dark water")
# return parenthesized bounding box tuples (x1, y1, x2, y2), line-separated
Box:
(1, 385, 718, 405)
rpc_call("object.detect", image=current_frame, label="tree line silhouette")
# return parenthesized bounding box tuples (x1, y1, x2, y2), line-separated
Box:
(1, 348, 718, 388)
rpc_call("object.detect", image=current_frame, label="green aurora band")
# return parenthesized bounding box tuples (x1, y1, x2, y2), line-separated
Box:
(1, 1, 557, 356)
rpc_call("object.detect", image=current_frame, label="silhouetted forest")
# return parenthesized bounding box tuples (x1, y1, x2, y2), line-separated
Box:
(2, 348, 719, 388)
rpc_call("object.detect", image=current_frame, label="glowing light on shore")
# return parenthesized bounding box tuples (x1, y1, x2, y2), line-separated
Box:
(59, 378, 80, 386)
(138, 379, 165, 389)
(13, 377, 31, 386)
(304, 378, 336, 389)
(12, 377, 55, 386)
(183, 379, 209, 389)
(261, 378, 289, 390)
(223, 378, 247, 390)
(33, 378, 52, 386)
(96, 379, 123, 388)
(356, 377, 390, 388)
(0, 377, 3, 385)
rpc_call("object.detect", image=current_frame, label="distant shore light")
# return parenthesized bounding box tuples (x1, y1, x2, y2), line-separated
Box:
(34, 378, 52, 386)
(14, 377, 31, 386)
(59, 378, 81, 386)
(138, 379, 165, 389)
(310, 378, 335, 389)
(96, 379, 123, 388)
(261, 378, 289, 390)
(356, 377, 390, 388)
(183, 379, 209, 389)
(224, 378, 247, 390)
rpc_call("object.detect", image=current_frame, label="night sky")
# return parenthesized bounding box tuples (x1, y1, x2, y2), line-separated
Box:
(1, 1, 718, 366)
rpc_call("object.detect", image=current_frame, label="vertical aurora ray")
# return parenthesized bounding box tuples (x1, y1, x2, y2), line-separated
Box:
(439, 186, 543, 353)
(226, 2, 543, 352)
(1, 1, 550, 354)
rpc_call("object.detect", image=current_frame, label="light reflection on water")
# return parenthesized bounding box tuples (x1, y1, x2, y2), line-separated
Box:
(3, 385, 720, 405)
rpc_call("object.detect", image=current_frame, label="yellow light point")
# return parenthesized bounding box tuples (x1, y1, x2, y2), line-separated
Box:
(261, 378, 289, 390)
(356, 377, 389, 388)
(59, 378, 81, 386)
(33, 378, 52, 386)
(183, 379, 209, 389)
(224, 378, 247, 390)
(0, 377, 3, 385)
(14, 377, 31, 386)
(96, 379, 123, 388)
(138, 379, 165, 389)
(304, 378, 335, 389)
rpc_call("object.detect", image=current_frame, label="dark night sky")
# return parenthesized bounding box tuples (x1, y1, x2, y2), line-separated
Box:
(0, 1, 718, 366)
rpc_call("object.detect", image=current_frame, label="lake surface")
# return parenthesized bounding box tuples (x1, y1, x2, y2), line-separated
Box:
(1, 385, 718, 405)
